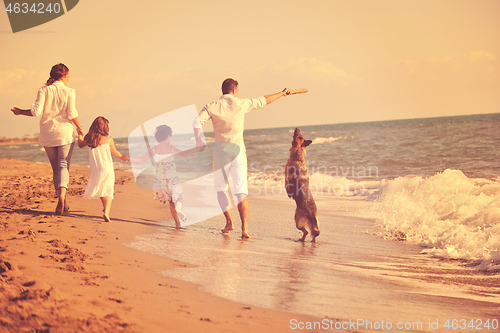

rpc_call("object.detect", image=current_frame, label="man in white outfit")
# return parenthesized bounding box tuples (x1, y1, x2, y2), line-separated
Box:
(194, 78, 290, 238)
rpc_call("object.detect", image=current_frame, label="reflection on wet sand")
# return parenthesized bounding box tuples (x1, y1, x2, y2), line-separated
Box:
(127, 195, 500, 328)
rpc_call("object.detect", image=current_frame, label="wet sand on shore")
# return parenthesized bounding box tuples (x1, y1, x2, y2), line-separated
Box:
(0, 158, 321, 333)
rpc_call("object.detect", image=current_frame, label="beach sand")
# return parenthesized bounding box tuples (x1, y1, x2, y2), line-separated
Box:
(0, 159, 320, 333)
(0, 140, 38, 147)
(1, 158, 499, 333)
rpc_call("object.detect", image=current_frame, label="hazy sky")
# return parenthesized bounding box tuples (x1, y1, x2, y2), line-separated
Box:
(1, 0, 499, 138)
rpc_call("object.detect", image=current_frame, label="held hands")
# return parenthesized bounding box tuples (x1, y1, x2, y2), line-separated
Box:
(120, 155, 130, 162)
(282, 88, 292, 96)
(77, 133, 87, 148)
(78, 134, 87, 148)
(195, 139, 206, 152)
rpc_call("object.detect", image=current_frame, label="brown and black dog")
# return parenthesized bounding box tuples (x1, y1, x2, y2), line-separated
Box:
(285, 128, 320, 242)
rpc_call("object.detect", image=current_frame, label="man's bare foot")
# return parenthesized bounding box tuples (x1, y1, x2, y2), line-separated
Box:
(221, 222, 234, 233)
(175, 223, 182, 229)
(241, 232, 250, 239)
(103, 215, 111, 222)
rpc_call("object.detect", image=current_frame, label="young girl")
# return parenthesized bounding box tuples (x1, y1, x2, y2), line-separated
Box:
(78, 116, 129, 222)
(131, 125, 202, 228)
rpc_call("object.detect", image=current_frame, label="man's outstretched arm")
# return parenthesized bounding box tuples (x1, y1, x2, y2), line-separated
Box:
(264, 88, 291, 105)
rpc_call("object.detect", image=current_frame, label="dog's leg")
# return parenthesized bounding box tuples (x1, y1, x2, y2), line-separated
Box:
(311, 233, 318, 243)
(311, 218, 320, 243)
(296, 209, 309, 242)
(298, 227, 308, 242)
(311, 230, 320, 242)
(310, 217, 319, 243)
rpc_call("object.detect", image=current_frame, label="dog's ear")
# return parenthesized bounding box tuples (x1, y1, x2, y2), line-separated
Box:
(292, 128, 300, 147)
(302, 140, 312, 147)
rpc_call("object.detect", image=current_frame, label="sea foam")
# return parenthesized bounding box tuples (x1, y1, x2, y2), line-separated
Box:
(247, 169, 382, 196)
(370, 169, 500, 270)
(312, 135, 354, 145)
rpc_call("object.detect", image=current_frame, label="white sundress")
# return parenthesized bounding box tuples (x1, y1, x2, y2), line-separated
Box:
(84, 140, 115, 199)
(152, 146, 184, 204)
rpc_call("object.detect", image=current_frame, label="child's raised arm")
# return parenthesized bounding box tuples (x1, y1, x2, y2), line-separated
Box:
(129, 148, 154, 163)
(171, 145, 205, 157)
(109, 137, 130, 161)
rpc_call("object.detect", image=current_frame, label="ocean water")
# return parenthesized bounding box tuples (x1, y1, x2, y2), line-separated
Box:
(3, 113, 499, 181)
(2, 113, 500, 267)
(245, 112, 500, 181)
(2, 113, 500, 323)
(243, 113, 500, 270)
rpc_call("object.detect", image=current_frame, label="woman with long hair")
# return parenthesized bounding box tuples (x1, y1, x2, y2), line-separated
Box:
(11, 63, 85, 214)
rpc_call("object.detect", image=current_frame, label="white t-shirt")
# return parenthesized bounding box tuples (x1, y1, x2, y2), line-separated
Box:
(31, 81, 78, 147)
(195, 94, 266, 155)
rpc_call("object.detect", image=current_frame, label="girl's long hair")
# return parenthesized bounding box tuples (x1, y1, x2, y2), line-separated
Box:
(46, 63, 69, 86)
(84, 116, 109, 148)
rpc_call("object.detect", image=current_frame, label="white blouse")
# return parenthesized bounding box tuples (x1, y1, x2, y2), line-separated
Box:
(31, 80, 78, 147)
(195, 94, 267, 155)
